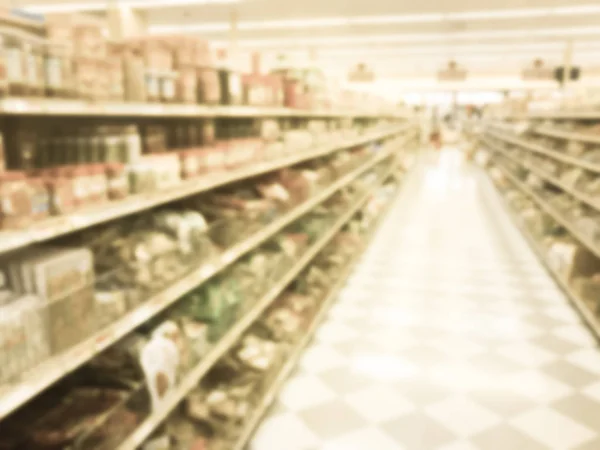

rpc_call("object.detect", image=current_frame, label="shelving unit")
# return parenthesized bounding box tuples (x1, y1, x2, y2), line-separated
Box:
(486, 163, 600, 340)
(479, 114, 600, 341)
(229, 164, 403, 450)
(116, 156, 401, 450)
(0, 67, 418, 449)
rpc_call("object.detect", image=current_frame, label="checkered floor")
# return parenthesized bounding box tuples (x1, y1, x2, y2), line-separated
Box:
(250, 149, 600, 450)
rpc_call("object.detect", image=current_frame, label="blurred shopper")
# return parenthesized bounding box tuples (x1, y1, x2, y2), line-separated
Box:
(430, 108, 442, 150)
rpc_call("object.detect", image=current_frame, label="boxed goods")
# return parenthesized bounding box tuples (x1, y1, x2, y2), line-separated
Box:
(177, 67, 197, 104)
(2, 29, 46, 97)
(0, 294, 51, 383)
(197, 67, 220, 104)
(6, 247, 96, 353)
(0, 171, 34, 228)
(242, 74, 283, 107)
(73, 57, 104, 100)
(225, 139, 259, 169)
(44, 40, 75, 98)
(122, 45, 146, 102)
(44, 174, 77, 215)
(128, 154, 181, 193)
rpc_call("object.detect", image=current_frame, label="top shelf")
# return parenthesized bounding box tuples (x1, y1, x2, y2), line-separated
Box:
(0, 98, 409, 119)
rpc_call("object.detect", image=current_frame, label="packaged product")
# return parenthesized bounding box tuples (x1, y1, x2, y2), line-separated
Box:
(44, 172, 76, 215)
(0, 294, 51, 383)
(28, 388, 127, 448)
(0, 171, 33, 228)
(197, 67, 220, 104)
(106, 163, 129, 200)
(44, 40, 75, 98)
(140, 329, 180, 412)
(177, 66, 197, 104)
(8, 247, 96, 353)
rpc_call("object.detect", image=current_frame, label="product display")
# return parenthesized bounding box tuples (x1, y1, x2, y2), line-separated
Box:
(0, 106, 418, 432)
(480, 113, 600, 338)
(0, 9, 425, 446)
(0, 141, 413, 450)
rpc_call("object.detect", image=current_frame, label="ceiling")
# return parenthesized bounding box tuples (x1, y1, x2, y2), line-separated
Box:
(15, 0, 600, 80)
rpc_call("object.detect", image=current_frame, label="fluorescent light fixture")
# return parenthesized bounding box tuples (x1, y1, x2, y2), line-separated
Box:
(293, 41, 600, 57)
(212, 26, 600, 48)
(447, 8, 552, 20)
(149, 4, 600, 34)
(554, 5, 600, 15)
(24, 0, 238, 13)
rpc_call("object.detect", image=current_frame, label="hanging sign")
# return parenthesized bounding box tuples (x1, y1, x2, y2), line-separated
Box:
(438, 60, 467, 81)
(522, 59, 553, 80)
(348, 63, 375, 82)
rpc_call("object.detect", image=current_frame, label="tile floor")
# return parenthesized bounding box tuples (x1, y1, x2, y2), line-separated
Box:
(250, 148, 600, 450)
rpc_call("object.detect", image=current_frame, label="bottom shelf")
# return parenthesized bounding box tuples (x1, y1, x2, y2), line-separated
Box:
(484, 163, 600, 341)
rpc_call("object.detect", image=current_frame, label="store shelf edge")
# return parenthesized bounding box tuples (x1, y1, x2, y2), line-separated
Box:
(0, 135, 410, 422)
(484, 168, 600, 341)
(230, 170, 403, 450)
(500, 111, 600, 121)
(480, 135, 600, 212)
(534, 126, 600, 145)
(0, 97, 411, 119)
(115, 161, 399, 450)
(485, 128, 600, 173)
(0, 126, 412, 256)
(480, 142, 600, 261)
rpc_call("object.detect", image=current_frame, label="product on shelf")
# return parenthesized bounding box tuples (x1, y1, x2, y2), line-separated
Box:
(482, 119, 600, 330)
(0, 122, 413, 445)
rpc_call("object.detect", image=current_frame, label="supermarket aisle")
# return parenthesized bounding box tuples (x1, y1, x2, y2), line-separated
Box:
(250, 148, 600, 450)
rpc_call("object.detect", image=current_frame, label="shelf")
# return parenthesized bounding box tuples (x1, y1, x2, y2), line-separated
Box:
(501, 111, 600, 121)
(534, 126, 600, 145)
(230, 169, 400, 450)
(0, 98, 409, 118)
(486, 169, 600, 341)
(483, 153, 600, 261)
(114, 160, 398, 450)
(480, 135, 600, 213)
(0, 125, 413, 256)
(0, 138, 409, 421)
(485, 128, 600, 174)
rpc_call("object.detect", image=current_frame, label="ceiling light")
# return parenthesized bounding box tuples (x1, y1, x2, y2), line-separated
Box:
(149, 4, 600, 34)
(24, 0, 239, 13)
(218, 26, 600, 48)
(448, 8, 552, 20)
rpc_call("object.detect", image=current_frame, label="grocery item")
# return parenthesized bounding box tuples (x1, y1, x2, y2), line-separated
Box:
(140, 327, 180, 412)
(0, 294, 50, 383)
(7, 247, 96, 353)
(0, 171, 33, 228)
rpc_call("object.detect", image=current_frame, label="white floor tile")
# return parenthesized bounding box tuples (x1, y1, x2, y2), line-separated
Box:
(299, 343, 348, 374)
(511, 408, 596, 449)
(250, 412, 320, 450)
(344, 385, 415, 423)
(497, 342, 557, 367)
(278, 374, 337, 411)
(321, 427, 405, 450)
(425, 396, 501, 437)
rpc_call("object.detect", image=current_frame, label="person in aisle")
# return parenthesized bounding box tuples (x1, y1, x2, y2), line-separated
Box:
(430, 107, 442, 150)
